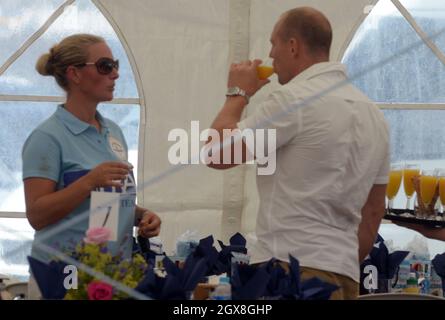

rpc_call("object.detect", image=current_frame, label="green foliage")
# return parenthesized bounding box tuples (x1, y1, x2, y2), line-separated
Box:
(64, 242, 148, 300)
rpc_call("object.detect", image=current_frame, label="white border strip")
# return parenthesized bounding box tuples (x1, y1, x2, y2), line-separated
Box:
(379, 103, 445, 110)
(0, 212, 26, 218)
(0, 95, 139, 104)
(391, 0, 445, 66)
(0, 0, 76, 77)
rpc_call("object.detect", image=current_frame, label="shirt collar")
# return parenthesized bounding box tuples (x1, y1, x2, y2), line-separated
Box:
(289, 62, 348, 84)
(55, 105, 109, 135)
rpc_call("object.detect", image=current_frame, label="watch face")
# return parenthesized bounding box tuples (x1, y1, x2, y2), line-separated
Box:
(226, 87, 249, 103)
(227, 87, 240, 95)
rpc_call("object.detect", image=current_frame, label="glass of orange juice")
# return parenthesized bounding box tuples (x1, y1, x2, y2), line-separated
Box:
(403, 163, 420, 211)
(256, 58, 274, 80)
(386, 164, 403, 213)
(419, 169, 438, 216)
(257, 65, 274, 80)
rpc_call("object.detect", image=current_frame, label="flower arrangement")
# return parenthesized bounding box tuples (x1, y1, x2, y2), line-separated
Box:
(63, 227, 148, 300)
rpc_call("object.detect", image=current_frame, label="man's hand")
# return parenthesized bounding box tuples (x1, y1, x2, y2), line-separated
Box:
(138, 210, 161, 238)
(228, 59, 270, 97)
(393, 221, 445, 241)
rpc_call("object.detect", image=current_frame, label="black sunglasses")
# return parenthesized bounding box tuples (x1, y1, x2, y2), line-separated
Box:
(75, 57, 119, 75)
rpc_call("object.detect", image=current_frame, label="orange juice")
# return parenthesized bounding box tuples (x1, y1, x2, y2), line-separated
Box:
(403, 169, 420, 197)
(439, 178, 445, 205)
(257, 65, 274, 79)
(386, 170, 402, 200)
(420, 175, 438, 205)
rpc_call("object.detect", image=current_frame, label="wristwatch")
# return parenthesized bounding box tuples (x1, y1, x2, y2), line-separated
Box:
(226, 87, 250, 104)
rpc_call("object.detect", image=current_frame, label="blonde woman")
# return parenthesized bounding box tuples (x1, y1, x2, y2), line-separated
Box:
(23, 34, 161, 299)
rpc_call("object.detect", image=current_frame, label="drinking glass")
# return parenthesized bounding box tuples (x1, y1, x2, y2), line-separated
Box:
(386, 164, 403, 213)
(403, 163, 420, 211)
(257, 58, 274, 80)
(419, 169, 438, 217)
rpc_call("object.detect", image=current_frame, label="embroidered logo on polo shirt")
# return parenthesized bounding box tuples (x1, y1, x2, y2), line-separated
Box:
(108, 136, 126, 161)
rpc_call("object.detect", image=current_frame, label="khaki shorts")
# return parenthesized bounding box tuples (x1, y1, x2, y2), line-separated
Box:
(299, 266, 359, 300)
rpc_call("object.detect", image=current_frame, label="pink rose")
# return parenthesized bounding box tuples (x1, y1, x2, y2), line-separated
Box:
(87, 281, 113, 300)
(84, 227, 111, 244)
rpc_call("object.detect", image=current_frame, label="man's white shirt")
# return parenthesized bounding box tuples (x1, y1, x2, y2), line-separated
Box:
(238, 62, 390, 282)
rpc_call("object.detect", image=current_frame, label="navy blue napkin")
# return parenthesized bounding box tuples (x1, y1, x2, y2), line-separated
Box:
(27, 256, 67, 299)
(282, 255, 338, 300)
(366, 234, 409, 279)
(432, 252, 445, 293)
(187, 235, 219, 275)
(360, 234, 409, 294)
(136, 255, 208, 300)
(233, 255, 338, 300)
(231, 262, 271, 300)
(263, 259, 288, 298)
(216, 233, 248, 274)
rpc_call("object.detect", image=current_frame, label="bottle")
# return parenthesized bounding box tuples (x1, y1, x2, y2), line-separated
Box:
(404, 272, 419, 294)
(210, 276, 231, 300)
(430, 265, 444, 297)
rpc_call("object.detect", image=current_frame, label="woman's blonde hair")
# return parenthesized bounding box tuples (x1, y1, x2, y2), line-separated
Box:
(35, 34, 105, 90)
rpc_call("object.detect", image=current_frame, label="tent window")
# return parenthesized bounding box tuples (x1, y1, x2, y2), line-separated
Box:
(0, 0, 65, 68)
(343, 0, 445, 104)
(0, 0, 141, 281)
(342, 0, 445, 257)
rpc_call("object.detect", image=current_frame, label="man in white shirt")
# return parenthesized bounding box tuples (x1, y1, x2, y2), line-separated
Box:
(207, 7, 390, 299)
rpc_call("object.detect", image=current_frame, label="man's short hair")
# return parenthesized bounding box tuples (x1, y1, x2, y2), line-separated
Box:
(280, 7, 332, 56)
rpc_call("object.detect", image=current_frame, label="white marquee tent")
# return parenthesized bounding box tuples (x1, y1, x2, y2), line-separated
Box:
(94, 0, 377, 249)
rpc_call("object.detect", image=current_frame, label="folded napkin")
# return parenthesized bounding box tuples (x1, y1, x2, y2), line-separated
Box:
(231, 262, 271, 300)
(368, 234, 409, 278)
(360, 234, 409, 293)
(136, 255, 208, 300)
(185, 235, 219, 276)
(262, 258, 288, 298)
(215, 233, 248, 275)
(27, 256, 68, 299)
(232, 255, 338, 300)
(280, 255, 338, 300)
(432, 252, 445, 293)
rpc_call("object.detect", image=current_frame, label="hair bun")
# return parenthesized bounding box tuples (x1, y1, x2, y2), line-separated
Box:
(35, 52, 55, 76)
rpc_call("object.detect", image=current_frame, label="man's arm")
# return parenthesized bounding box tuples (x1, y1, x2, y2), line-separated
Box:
(207, 96, 249, 169)
(358, 184, 387, 262)
(206, 60, 269, 169)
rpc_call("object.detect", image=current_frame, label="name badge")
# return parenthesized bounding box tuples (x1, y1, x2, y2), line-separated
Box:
(89, 191, 120, 241)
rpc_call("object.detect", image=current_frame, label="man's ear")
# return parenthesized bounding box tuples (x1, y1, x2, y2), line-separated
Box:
(66, 65, 81, 85)
(289, 37, 299, 57)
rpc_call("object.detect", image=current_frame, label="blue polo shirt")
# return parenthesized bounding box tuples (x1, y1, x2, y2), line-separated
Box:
(22, 105, 136, 263)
